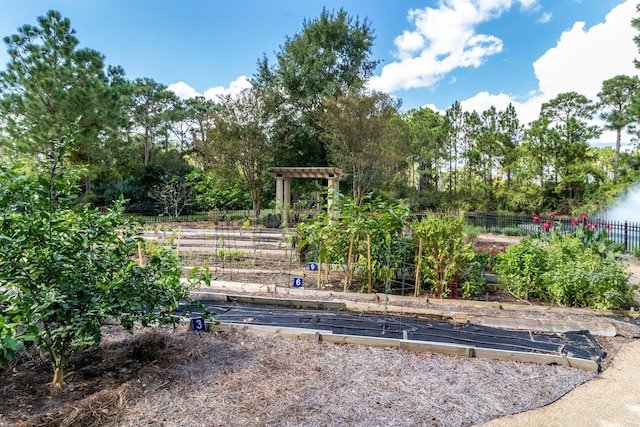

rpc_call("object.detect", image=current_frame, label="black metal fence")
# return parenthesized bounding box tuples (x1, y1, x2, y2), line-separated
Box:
(124, 203, 253, 223)
(460, 212, 640, 254)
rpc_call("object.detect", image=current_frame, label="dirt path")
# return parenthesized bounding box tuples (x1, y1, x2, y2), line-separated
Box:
(479, 339, 640, 427)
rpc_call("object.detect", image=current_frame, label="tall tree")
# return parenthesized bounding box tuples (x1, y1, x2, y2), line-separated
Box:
(317, 91, 406, 205)
(540, 92, 601, 204)
(128, 78, 182, 165)
(497, 103, 522, 186)
(198, 87, 273, 216)
(254, 8, 379, 167)
(405, 107, 447, 196)
(597, 75, 640, 184)
(0, 10, 126, 192)
(445, 102, 465, 202)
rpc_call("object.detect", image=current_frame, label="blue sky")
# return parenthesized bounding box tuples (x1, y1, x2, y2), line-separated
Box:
(0, 0, 638, 143)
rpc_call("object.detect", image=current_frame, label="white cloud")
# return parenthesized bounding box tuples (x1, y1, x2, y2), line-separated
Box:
(169, 75, 253, 101)
(429, 0, 638, 145)
(532, 1, 638, 103)
(167, 81, 199, 99)
(203, 76, 253, 100)
(369, 0, 538, 93)
(516, 0, 638, 143)
(538, 12, 552, 24)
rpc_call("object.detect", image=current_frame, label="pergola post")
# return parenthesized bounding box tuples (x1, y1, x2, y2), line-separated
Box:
(327, 173, 340, 219)
(283, 178, 291, 226)
(275, 176, 284, 210)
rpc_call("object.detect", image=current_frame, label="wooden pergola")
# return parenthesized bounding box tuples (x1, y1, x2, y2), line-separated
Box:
(268, 167, 345, 226)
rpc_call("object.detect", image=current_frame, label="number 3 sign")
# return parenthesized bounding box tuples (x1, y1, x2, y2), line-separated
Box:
(191, 317, 206, 331)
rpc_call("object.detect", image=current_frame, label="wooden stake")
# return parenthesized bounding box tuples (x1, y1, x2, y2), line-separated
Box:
(414, 238, 423, 298)
(367, 234, 372, 294)
(137, 241, 144, 267)
(344, 234, 355, 293)
(176, 226, 182, 255)
(317, 243, 322, 288)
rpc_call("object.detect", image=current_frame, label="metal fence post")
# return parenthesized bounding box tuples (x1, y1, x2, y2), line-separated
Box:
(624, 221, 629, 253)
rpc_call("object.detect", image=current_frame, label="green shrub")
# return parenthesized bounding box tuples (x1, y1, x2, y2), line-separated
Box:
(460, 260, 487, 298)
(494, 237, 550, 300)
(412, 215, 475, 298)
(542, 234, 632, 309)
(495, 231, 635, 309)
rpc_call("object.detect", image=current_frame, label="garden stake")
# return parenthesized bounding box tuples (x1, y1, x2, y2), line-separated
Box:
(137, 241, 143, 267)
(414, 238, 423, 298)
(317, 240, 323, 288)
(176, 226, 182, 255)
(382, 234, 391, 335)
(343, 234, 355, 292)
(367, 234, 372, 293)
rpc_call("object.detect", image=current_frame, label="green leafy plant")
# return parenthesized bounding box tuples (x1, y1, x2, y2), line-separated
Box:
(216, 249, 244, 260)
(542, 234, 632, 309)
(495, 212, 634, 309)
(0, 143, 208, 387)
(297, 191, 410, 291)
(494, 237, 550, 301)
(460, 260, 487, 298)
(411, 215, 475, 298)
(473, 247, 503, 272)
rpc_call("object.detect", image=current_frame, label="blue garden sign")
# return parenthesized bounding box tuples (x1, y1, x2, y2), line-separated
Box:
(293, 277, 304, 288)
(308, 262, 318, 271)
(191, 317, 206, 331)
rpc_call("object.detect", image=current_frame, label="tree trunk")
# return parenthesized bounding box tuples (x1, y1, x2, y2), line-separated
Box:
(614, 129, 621, 185)
(52, 364, 64, 388)
(144, 126, 151, 165)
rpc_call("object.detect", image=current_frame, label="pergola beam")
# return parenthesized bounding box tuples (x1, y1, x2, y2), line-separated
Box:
(268, 167, 345, 227)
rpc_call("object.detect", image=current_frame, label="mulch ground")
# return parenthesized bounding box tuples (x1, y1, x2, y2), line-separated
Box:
(0, 325, 608, 427)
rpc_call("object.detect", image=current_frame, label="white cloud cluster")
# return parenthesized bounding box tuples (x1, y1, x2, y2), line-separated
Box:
(369, 0, 539, 93)
(460, 0, 638, 139)
(168, 75, 252, 102)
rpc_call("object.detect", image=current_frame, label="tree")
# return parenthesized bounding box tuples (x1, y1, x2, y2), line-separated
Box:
(405, 107, 447, 198)
(317, 91, 407, 205)
(151, 176, 194, 219)
(254, 8, 379, 167)
(128, 77, 182, 165)
(0, 10, 128, 193)
(597, 75, 640, 184)
(445, 102, 465, 202)
(179, 96, 218, 151)
(0, 132, 202, 387)
(540, 92, 601, 204)
(198, 87, 273, 217)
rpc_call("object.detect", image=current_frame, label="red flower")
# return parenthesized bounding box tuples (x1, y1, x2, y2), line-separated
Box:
(533, 215, 541, 224)
(585, 222, 591, 230)
(581, 213, 587, 222)
(571, 217, 579, 226)
(549, 211, 555, 219)
(607, 224, 612, 231)
(373, 211, 379, 216)
(543, 221, 551, 232)
(592, 222, 598, 229)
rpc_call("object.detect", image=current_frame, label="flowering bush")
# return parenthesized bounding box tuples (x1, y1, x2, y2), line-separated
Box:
(495, 212, 634, 309)
(473, 247, 503, 272)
